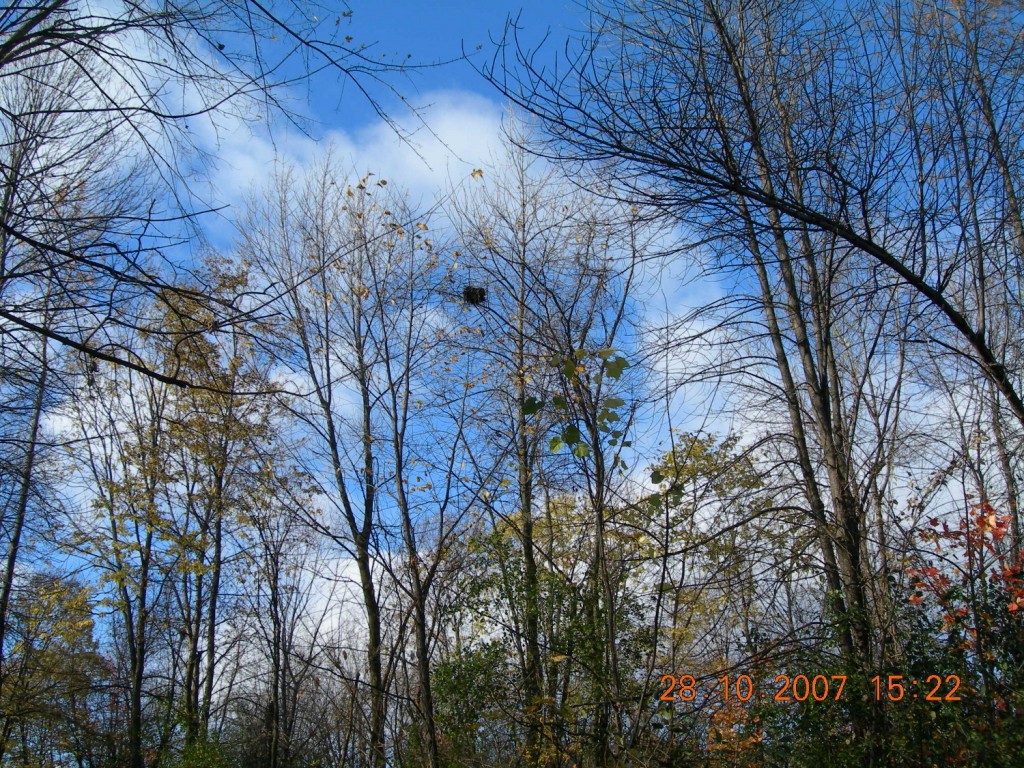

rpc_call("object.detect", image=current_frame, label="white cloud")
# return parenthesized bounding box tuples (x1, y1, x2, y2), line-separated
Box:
(338, 91, 505, 192)
(197, 89, 505, 238)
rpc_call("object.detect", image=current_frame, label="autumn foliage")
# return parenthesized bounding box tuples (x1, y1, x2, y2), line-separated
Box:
(903, 503, 1024, 764)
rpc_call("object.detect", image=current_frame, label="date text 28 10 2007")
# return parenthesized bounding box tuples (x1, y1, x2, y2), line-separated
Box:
(659, 674, 962, 703)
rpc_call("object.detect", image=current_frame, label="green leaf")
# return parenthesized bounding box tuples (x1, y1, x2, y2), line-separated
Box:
(604, 396, 625, 410)
(596, 347, 616, 360)
(651, 469, 665, 484)
(604, 356, 630, 380)
(562, 425, 581, 445)
(573, 442, 591, 459)
(549, 436, 564, 453)
(562, 359, 577, 378)
(523, 396, 544, 416)
(553, 395, 567, 410)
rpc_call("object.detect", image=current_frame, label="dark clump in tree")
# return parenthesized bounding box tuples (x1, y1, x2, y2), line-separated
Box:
(462, 285, 487, 305)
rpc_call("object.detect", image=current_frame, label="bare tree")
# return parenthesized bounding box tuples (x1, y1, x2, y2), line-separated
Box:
(240, 160, 390, 767)
(446, 128, 654, 765)
(487, 0, 1024, 436)
(481, 3, 1024, 756)
(0, 0, 416, 388)
(241, 156, 476, 767)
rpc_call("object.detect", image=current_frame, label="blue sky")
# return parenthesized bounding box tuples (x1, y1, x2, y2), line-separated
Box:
(306, 0, 587, 130)
(192, 1, 591, 245)
(189, 0, 720, 448)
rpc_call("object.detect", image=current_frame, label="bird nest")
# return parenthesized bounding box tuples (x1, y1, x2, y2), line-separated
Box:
(462, 285, 486, 305)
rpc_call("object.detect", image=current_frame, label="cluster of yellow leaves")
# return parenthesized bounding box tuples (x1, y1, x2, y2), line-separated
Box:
(707, 695, 764, 758)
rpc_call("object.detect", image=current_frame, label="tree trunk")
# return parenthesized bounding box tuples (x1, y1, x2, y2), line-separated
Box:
(0, 337, 47, 764)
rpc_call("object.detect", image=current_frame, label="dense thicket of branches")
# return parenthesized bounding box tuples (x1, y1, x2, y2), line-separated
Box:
(1, 0, 1023, 767)
(0, 0, 408, 387)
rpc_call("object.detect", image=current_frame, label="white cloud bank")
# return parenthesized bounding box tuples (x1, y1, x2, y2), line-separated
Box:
(196, 88, 507, 239)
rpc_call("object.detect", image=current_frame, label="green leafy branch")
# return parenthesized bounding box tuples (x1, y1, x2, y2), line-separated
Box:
(522, 347, 631, 463)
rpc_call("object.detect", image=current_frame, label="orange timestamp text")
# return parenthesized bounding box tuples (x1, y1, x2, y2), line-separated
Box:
(659, 673, 962, 703)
